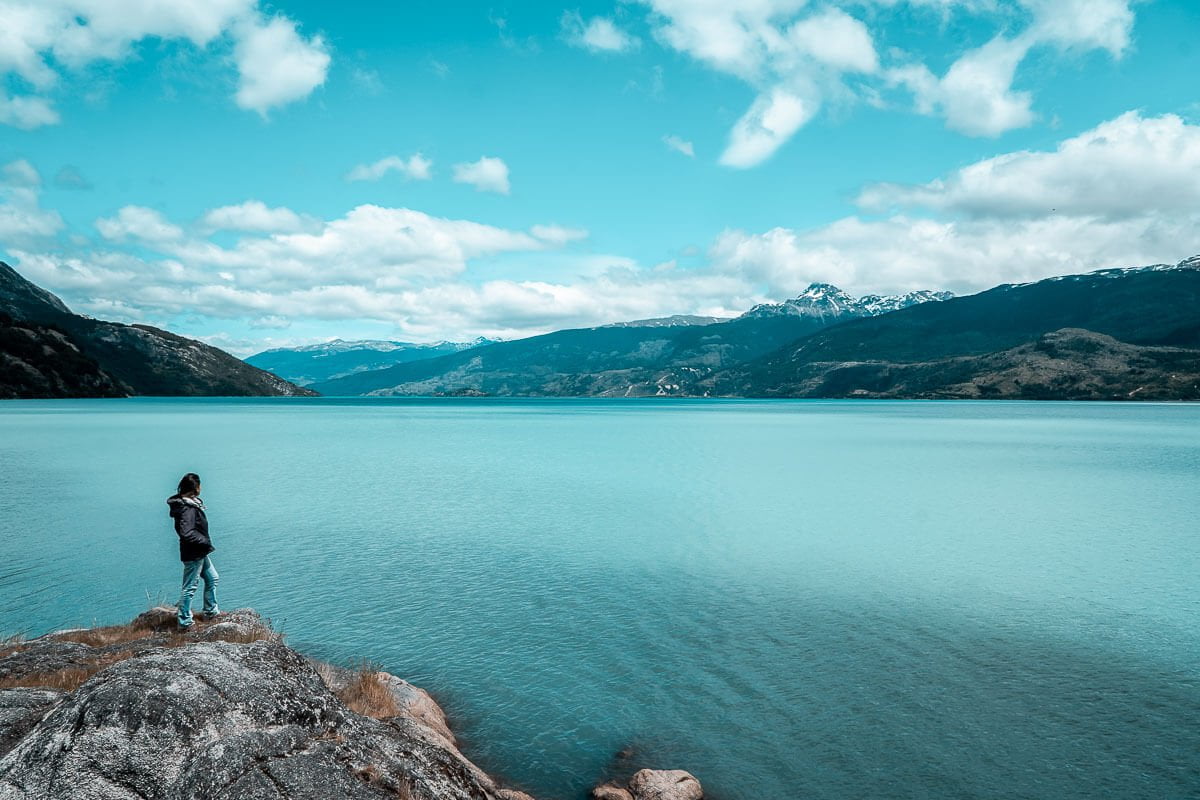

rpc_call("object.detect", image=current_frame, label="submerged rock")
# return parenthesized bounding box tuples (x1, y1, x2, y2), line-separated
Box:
(592, 783, 635, 800)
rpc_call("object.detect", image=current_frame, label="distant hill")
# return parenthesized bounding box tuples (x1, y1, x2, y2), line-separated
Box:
(0, 261, 313, 398)
(708, 257, 1200, 399)
(601, 314, 731, 328)
(310, 285, 951, 396)
(246, 338, 496, 386)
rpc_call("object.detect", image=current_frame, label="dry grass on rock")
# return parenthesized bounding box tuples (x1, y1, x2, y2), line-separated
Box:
(337, 663, 400, 720)
(0, 608, 276, 692)
(0, 652, 132, 692)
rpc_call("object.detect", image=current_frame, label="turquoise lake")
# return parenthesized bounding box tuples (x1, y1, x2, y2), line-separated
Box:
(1, 399, 1198, 799)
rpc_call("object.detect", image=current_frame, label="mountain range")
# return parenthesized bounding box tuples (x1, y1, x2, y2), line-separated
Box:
(303, 257, 1200, 400)
(4, 256, 1198, 400)
(0, 261, 311, 398)
(246, 337, 497, 386)
(306, 284, 954, 396)
(710, 258, 1200, 399)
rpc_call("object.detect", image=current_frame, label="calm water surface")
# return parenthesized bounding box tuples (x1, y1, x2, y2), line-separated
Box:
(1, 399, 1198, 799)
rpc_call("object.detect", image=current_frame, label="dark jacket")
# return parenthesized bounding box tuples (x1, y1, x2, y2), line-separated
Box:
(167, 495, 214, 562)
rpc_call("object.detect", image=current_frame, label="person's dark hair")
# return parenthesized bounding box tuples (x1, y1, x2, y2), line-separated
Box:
(177, 473, 201, 497)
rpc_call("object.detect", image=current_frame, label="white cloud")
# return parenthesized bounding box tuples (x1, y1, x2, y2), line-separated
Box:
(858, 112, 1200, 220)
(713, 111, 1200, 296)
(201, 201, 307, 233)
(10, 110, 1198, 345)
(82, 204, 550, 296)
(452, 157, 511, 195)
(345, 154, 433, 182)
(788, 8, 878, 73)
(639, 1, 879, 167)
(710, 214, 1195, 299)
(95, 206, 184, 243)
(0, 1, 329, 127)
(562, 11, 640, 53)
(233, 15, 330, 115)
(720, 88, 812, 168)
(639, 0, 1141, 154)
(1020, 0, 1133, 55)
(663, 134, 695, 157)
(530, 224, 589, 244)
(890, 35, 1034, 137)
(0, 91, 60, 129)
(887, 0, 1135, 137)
(0, 160, 64, 240)
(2, 159, 41, 187)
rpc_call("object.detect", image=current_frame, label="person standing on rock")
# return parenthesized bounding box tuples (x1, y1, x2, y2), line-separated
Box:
(167, 472, 220, 628)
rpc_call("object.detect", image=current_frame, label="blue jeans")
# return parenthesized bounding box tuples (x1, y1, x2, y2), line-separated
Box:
(177, 555, 219, 626)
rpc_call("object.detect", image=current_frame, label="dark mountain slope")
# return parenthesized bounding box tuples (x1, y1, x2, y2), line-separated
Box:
(740, 328, 1200, 400)
(711, 259, 1200, 398)
(0, 313, 127, 398)
(0, 261, 312, 397)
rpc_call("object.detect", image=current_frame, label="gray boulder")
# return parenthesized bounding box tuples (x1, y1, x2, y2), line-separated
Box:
(0, 612, 519, 799)
(627, 769, 703, 800)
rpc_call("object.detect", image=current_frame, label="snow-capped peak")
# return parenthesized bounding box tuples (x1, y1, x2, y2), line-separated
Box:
(740, 283, 952, 320)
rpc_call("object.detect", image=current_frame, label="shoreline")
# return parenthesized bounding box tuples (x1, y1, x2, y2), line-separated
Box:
(0, 607, 702, 800)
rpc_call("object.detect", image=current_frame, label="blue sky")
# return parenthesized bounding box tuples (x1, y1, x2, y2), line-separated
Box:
(1, 0, 1198, 354)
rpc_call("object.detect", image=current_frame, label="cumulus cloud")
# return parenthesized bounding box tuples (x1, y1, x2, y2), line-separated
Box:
(0, 160, 64, 241)
(201, 201, 307, 233)
(0, 91, 60, 129)
(345, 154, 433, 182)
(858, 112, 1200, 219)
(233, 14, 331, 115)
(788, 8, 879, 73)
(0, 0, 329, 127)
(713, 111, 1200, 296)
(2, 160, 41, 188)
(95, 206, 185, 243)
(452, 157, 511, 195)
(561, 11, 640, 52)
(710, 214, 1195, 299)
(889, 35, 1034, 137)
(663, 134, 695, 157)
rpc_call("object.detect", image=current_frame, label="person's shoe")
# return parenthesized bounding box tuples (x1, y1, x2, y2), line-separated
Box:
(200, 611, 223, 621)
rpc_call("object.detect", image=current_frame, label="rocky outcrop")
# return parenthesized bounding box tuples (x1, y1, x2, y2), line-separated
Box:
(0, 609, 700, 796)
(592, 770, 703, 800)
(0, 609, 702, 800)
(0, 609, 526, 799)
